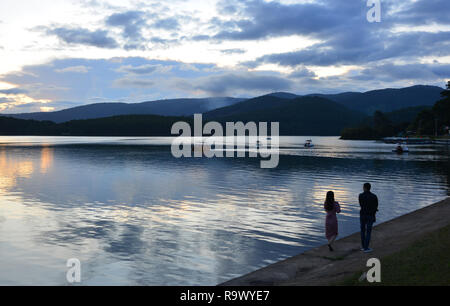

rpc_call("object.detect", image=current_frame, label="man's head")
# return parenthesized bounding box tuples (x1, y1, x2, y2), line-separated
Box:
(363, 183, 371, 192)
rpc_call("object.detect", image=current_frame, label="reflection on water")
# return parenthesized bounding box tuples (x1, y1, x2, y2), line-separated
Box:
(0, 136, 448, 285)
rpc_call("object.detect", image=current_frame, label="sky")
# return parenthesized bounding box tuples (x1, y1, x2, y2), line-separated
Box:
(0, 0, 449, 113)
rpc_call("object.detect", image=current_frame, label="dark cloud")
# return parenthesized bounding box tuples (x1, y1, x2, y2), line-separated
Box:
(39, 9, 185, 51)
(117, 64, 162, 75)
(0, 88, 29, 95)
(106, 11, 146, 39)
(353, 63, 450, 81)
(152, 17, 180, 30)
(191, 34, 210, 41)
(247, 30, 450, 67)
(123, 43, 147, 51)
(104, 11, 184, 49)
(216, 0, 243, 15)
(46, 27, 119, 49)
(113, 78, 155, 88)
(202, 0, 450, 71)
(207, 16, 241, 33)
(149, 37, 180, 46)
(289, 67, 316, 79)
(194, 73, 293, 96)
(0, 97, 14, 104)
(106, 10, 148, 50)
(394, 0, 450, 25)
(212, 0, 358, 41)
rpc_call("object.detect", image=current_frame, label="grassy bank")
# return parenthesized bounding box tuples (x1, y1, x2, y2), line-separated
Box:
(339, 224, 450, 286)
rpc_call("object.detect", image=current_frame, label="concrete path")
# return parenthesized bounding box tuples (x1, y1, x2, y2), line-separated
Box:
(220, 197, 450, 286)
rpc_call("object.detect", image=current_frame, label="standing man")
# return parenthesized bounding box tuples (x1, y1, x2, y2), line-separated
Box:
(359, 183, 378, 253)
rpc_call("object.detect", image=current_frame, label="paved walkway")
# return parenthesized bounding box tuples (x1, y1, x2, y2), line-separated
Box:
(220, 197, 450, 286)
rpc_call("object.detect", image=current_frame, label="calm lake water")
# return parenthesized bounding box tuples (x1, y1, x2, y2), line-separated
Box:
(0, 136, 449, 285)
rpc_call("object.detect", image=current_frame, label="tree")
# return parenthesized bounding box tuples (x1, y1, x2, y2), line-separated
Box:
(373, 110, 395, 137)
(441, 81, 450, 98)
(432, 81, 450, 131)
(411, 109, 436, 135)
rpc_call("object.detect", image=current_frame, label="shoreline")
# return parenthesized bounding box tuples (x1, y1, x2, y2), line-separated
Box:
(220, 197, 450, 286)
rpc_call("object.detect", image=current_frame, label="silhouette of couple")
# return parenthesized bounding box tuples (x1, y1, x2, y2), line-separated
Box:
(324, 183, 378, 253)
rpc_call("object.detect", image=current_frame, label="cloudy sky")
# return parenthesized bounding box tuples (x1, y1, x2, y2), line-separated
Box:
(0, 0, 449, 113)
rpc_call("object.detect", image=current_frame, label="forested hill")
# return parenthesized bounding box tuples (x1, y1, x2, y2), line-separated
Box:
(205, 95, 365, 136)
(0, 115, 193, 136)
(1, 96, 364, 136)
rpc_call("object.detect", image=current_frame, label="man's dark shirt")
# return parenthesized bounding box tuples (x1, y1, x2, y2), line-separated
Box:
(359, 191, 378, 216)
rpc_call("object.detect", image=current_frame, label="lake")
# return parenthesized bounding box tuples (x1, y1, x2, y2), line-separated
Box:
(0, 136, 448, 285)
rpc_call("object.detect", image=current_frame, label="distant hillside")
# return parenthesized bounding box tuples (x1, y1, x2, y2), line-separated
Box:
(255, 85, 443, 115)
(265, 92, 300, 99)
(3, 85, 443, 123)
(310, 85, 443, 114)
(0, 99, 432, 137)
(0, 115, 192, 136)
(1, 85, 443, 136)
(58, 115, 194, 136)
(0, 96, 363, 136)
(204, 95, 291, 119)
(205, 95, 365, 136)
(6, 97, 244, 123)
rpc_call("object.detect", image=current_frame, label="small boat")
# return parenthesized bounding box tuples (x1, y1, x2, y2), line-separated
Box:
(393, 143, 409, 154)
(304, 139, 314, 148)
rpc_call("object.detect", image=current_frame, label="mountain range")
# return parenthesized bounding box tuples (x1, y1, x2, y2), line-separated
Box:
(6, 97, 244, 123)
(0, 85, 445, 136)
(205, 95, 364, 135)
(2, 85, 443, 123)
(268, 85, 443, 114)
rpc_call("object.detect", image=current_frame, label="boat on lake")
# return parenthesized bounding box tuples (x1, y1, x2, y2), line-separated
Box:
(393, 143, 409, 154)
(304, 139, 314, 148)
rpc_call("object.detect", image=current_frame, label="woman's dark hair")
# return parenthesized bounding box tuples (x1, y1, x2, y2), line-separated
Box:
(325, 191, 335, 211)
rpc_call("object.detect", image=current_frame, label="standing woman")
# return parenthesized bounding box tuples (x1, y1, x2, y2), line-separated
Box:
(324, 191, 341, 251)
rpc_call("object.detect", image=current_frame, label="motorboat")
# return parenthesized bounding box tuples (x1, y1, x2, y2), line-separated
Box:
(304, 139, 314, 148)
(393, 143, 409, 154)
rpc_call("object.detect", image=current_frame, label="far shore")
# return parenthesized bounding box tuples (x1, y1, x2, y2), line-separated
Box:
(220, 197, 450, 286)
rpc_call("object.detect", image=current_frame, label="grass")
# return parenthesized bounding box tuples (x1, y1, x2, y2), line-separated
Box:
(339, 224, 450, 286)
